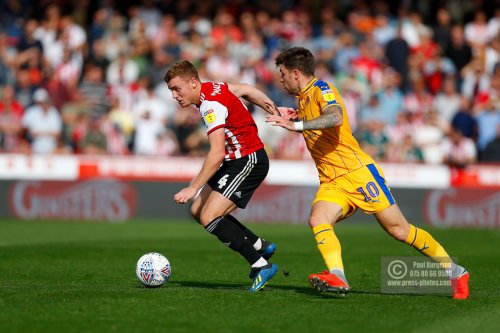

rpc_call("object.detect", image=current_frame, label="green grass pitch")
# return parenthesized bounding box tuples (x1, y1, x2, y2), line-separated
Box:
(1, 218, 499, 333)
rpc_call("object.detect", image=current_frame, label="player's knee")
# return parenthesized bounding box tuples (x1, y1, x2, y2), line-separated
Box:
(190, 205, 201, 224)
(308, 215, 325, 228)
(199, 211, 218, 227)
(387, 224, 409, 242)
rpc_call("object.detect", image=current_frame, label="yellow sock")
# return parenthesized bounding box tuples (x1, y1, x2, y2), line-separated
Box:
(404, 224, 453, 268)
(312, 224, 344, 272)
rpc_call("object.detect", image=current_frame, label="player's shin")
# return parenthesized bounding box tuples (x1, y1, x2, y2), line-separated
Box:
(205, 216, 265, 267)
(225, 214, 260, 246)
(313, 224, 345, 276)
(404, 224, 462, 277)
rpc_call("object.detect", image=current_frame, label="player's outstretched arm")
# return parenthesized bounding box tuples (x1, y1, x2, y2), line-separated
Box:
(228, 83, 278, 115)
(174, 128, 225, 204)
(266, 104, 343, 132)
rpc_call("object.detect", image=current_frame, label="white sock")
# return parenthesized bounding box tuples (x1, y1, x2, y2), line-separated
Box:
(449, 264, 466, 279)
(253, 238, 263, 251)
(330, 268, 348, 283)
(251, 257, 268, 268)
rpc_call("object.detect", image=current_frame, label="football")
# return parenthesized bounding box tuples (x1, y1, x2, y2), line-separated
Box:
(136, 252, 172, 287)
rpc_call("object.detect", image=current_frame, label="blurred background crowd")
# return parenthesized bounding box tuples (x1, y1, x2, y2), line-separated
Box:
(1, 0, 500, 167)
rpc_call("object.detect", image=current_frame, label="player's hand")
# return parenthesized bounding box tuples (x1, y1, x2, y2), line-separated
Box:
(265, 115, 296, 131)
(277, 107, 298, 120)
(264, 101, 280, 116)
(174, 187, 197, 204)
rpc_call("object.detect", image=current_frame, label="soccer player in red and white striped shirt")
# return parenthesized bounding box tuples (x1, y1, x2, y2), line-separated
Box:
(165, 60, 278, 292)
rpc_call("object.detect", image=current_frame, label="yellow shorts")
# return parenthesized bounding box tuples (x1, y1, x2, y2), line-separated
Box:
(312, 163, 395, 218)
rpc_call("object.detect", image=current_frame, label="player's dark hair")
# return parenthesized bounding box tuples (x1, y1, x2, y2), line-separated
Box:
(164, 60, 200, 83)
(275, 47, 315, 76)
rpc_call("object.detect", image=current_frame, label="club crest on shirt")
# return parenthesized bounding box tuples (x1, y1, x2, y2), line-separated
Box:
(204, 109, 216, 123)
(302, 96, 311, 107)
(322, 89, 336, 102)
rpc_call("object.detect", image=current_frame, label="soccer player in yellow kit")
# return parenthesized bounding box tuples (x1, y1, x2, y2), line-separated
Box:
(266, 47, 469, 299)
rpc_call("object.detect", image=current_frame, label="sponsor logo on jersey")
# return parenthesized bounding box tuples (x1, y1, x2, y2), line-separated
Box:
(211, 82, 223, 96)
(321, 89, 336, 102)
(204, 109, 216, 123)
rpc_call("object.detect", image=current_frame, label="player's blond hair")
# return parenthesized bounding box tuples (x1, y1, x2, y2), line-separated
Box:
(164, 60, 200, 83)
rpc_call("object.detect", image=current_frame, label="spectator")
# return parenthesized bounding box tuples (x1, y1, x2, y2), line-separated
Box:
(403, 76, 434, 122)
(387, 133, 424, 163)
(60, 15, 87, 54)
(412, 110, 447, 164)
(433, 75, 462, 123)
(146, 48, 171, 86)
(0, 95, 24, 152)
(17, 19, 43, 60)
(334, 31, 359, 74)
(385, 25, 410, 90)
(172, 105, 206, 156)
(433, 8, 453, 52)
(441, 126, 477, 168)
(179, 30, 209, 65)
(461, 53, 490, 104)
(359, 94, 386, 125)
(86, 38, 110, 73)
(484, 35, 500, 76)
(81, 116, 107, 155)
(401, 11, 428, 49)
(205, 43, 240, 82)
(487, 8, 500, 41)
(154, 128, 180, 156)
(356, 121, 388, 161)
(53, 47, 81, 90)
(351, 41, 383, 84)
(445, 24, 472, 88)
(451, 97, 478, 140)
(475, 100, 500, 156)
(422, 47, 456, 95)
(14, 69, 36, 108)
(0, 84, 23, 117)
(78, 64, 109, 119)
(313, 23, 339, 62)
(480, 124, 500, 162)
(100, 116, 129, 155)
(372, 13, 396, 47)
(132, 80, 170, 125)
(464, 10, 489, 50)
(106, 51, 140, 85)
(21, 88, 62, 154)
(376, 68, 404, 125)
(210, 9, 243, 47)
(0, 33, 15, 85)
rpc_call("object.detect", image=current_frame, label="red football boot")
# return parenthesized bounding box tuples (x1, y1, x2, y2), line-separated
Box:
(451, 270, 469, 300)
(308, 271, 350, 295)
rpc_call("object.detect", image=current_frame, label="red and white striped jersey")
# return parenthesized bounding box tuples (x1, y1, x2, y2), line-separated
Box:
(197, 82, 264, 160)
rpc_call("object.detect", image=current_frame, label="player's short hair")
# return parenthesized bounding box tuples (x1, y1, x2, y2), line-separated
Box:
(164, 60, 200, 83)
(275, 47, 315, 76)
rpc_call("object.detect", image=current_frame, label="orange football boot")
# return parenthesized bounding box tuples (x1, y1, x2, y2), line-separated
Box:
(451, 270, 469, 300)
(308, 270, 350, 295)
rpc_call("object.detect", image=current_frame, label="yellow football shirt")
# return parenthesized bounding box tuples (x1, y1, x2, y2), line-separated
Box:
(297, 78, 375, 182)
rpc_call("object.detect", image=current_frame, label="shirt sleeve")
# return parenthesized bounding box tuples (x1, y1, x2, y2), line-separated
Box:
(314, 83, 342, 113)
(199, 100, 228, 135)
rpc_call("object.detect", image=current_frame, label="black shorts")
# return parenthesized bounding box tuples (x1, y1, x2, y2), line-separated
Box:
(208, 148, 269, 208)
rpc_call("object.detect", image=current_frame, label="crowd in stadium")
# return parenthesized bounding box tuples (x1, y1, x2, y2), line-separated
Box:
(0, 0, 500, 167)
